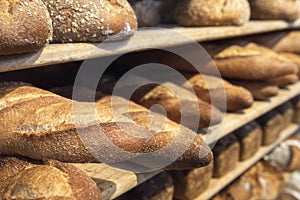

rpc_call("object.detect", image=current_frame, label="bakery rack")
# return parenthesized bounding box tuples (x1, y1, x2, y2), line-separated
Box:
(0, 20, 300, 200)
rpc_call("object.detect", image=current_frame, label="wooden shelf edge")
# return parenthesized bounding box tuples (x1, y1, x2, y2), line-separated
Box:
(196, 124, 300, 200)
(205, 82, 300, 145)
(0, 20, 300, 73)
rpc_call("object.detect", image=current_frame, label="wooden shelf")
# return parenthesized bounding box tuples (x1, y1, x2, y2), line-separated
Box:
(0, 20, 300, 73)
(205, 82, 300, 144)
(196, 124, 300, 200)
(72, 82, 300, 200)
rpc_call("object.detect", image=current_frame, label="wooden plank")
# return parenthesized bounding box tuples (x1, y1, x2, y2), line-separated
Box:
(196, 124, 300, 200)
(72, 82, 300, 200)
(0, 20, 300, 73)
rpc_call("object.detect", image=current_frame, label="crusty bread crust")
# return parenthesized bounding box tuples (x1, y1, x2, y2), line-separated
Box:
(44, 0, 138, 42)
(0, 0, 53, 55)
(175, 0, 250, 26)
(0, 156, 102, 199)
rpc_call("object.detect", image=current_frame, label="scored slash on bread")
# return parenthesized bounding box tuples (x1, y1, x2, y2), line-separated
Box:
(0, 156, 102, 199)
(0, 82, 213, 170)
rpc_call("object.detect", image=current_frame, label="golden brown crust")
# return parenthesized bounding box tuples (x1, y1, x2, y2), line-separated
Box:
(175, 0, 250, 26)
(44, 0, 137, 42)
(213, 44, 297, 80)
(273, 31, 300, 53)
(267, 74, 299, 87)
(280, 52, 300, 78)
(0, 0, 53, 55)
(183, 74, 254, 111)
(230, 80, 279, 100)
(249, 0, 300, 21)
(0, 156, 101, 200)
(0, 83, 212, 170)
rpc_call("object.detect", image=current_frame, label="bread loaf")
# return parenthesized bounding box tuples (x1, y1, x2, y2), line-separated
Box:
(171, 162, 213, 199)
(117, 172, 174, 200)
(292, 96, 300, 123)
(285, 137, 300, 171)
(0, 82, 212, 170)
(229, 80, 279, 100)
(258, 110, 285, 145)
(98, 76, 223, 129)
(128, 0, 161, 27)
(174, 0, 250, 26)
(249, 0, 300, 21)
(273, 31, 300, 53)
(212, 134, 240, 178)
(213, 43, 297, 80)
(183, 74, 254, 112)
(0, 0, 53, 55)
(43, 0, 137, 42)
(267, 74, 299, 87)
(233, 121, 263, 161)
(0, 156, 101, 200)
(280, 52, 300, 78)
(277, 102, 295, 127)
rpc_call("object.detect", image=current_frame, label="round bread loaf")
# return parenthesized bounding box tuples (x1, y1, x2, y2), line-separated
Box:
(175, 0, 250, 26)
(43, 0, 138, 42)
(0, 0, 53, 55)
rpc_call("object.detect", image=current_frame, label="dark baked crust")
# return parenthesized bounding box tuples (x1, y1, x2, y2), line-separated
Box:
(0, 0, 53, 55)
(44, 0, 138, 42)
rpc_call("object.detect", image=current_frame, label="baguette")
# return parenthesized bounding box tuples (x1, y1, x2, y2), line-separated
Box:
(0, 82, 212, 170)
(213, 43, 297, 80)
(229, 80, 279, 100)
(174, 0, 250, 26)
(183, 74, 254, 112)
(43, 0, 137, 42)
(267, 74, 299, 87)
(0, 0, 53, 55)
(249, 0, 300, 21)
(0, 156, 101, 200)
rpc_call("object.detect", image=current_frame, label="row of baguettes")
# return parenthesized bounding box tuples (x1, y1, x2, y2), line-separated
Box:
(129, 0, 300, 27)
(116, 98, 300, 200)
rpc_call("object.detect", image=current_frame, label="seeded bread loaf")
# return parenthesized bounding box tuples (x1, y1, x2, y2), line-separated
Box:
(0, 82, 213, 170)
(249, 0, 300, 21)
(174, 0, 250, 26)
(0, 0, 53, 55)
(230, 80, 279, 100)
(43, 0, 137, 42)
(0, 156, 101, 200)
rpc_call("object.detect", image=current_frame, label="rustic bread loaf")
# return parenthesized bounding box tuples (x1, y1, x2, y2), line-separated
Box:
(174, 0, 250, 26)
(292, 96, 300, 123)
(213, 43, 297, 80)
(117, 172, 174, 200)
(0, 156, 101, 200)
(128, 0, 161, 27)
(280, 52, 300, 78)
(230, 80, 279, 100)
(233, 121, 263, 161)
(273, 31, 300, 53)
(277, 102, 295, 127)
(267, 74, 299, 87)
(43, 0, 137, 42)
(0, 82, 212, 170)
(249, 0, 300, 21)
(171, 162, 213, 199)
(212, 134, 240, 178)
(258, 110, 285, 145)
(0, 0, 53, 55)
(183, 74, 254, 112)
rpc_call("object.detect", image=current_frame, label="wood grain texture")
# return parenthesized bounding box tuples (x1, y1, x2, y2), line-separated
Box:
(0, 20, 300, 73)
